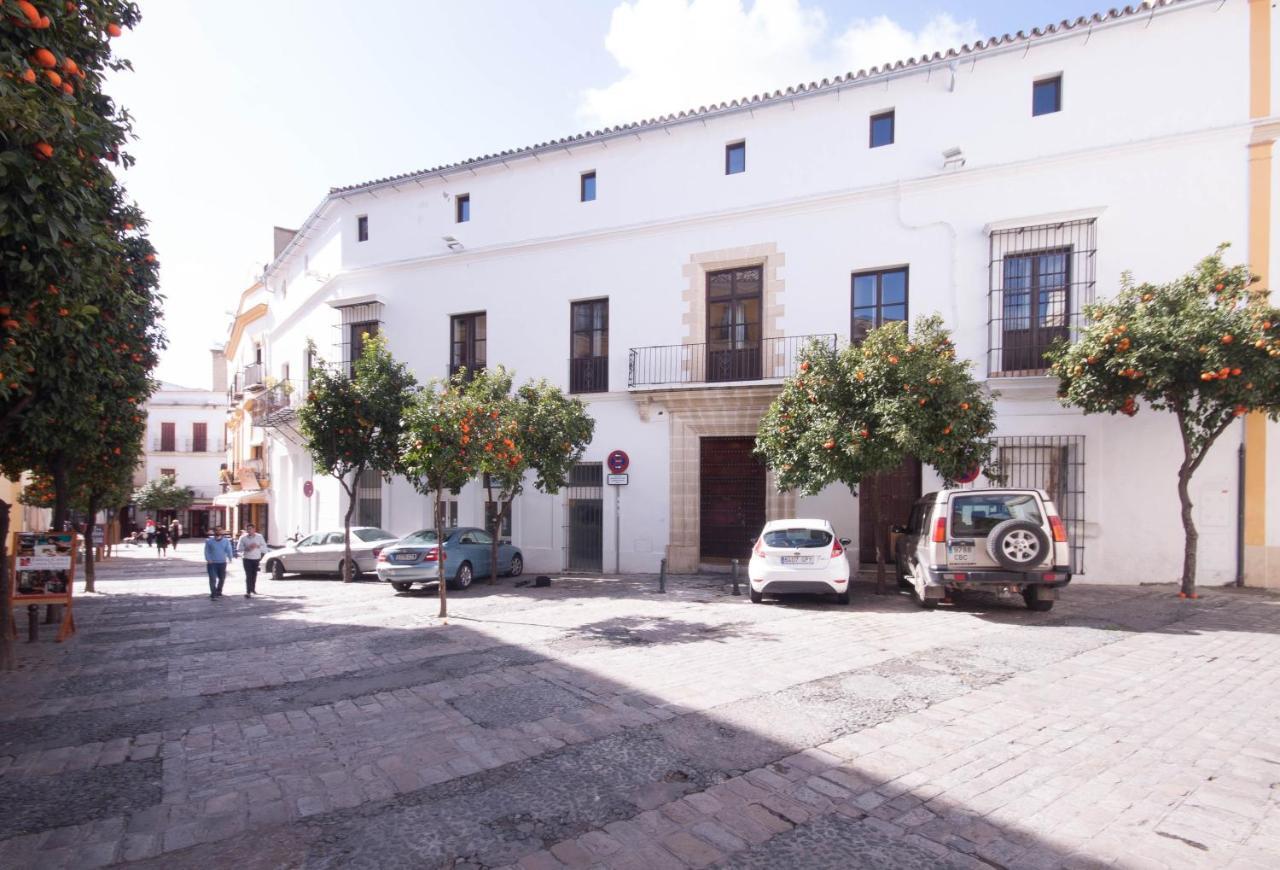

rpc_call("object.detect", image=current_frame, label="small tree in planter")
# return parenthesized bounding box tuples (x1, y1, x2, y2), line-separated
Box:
(465, 369, 594, 583)
(756, 316, 1000, 594)
(1046, 246, 1280, 597)
(297, 336, 416, 581)
(400, 371, 502, 620)
(134, 475, 194, 515)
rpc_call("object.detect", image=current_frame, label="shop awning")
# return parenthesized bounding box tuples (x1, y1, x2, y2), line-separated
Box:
(213, 490, 270, 507)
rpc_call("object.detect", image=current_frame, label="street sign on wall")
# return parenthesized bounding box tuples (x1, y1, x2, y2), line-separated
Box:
(607, 473, 629, 486)
(607, 450, 629, 474)
(303, 480, 314, 498)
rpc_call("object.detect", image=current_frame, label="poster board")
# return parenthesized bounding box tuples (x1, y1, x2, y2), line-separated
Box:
(8, 531, 77, 641)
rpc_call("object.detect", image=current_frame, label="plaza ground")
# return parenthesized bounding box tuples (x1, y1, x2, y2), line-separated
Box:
(0, 546, 1278, 869)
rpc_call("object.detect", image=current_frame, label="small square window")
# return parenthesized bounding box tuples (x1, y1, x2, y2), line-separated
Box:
(580, 171, 596, 202)
(456, 194, 470, 223)
(725, 141, 746, 175)
(870, 110, 895, 148)
(1033, 76, 1061, 116)
(356, 215, 368, 242)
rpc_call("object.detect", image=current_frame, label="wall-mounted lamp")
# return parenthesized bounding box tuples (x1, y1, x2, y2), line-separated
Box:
(942, 146, 965, 170)
(442, 235, 464, 252)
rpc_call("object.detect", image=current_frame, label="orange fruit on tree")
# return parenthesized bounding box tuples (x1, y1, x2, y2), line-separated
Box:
(106, 22, 122, 36)
(822, 439, 835, 450)
(62, 57, 78, 74)
(1221, 334, 1234, 344)
(20, 67, 36, 84)
(45, 69, 61, 87)
(16, 1, 40, 25)
(61, 81, 73, 95)
(33, 48, 56, 68)
(33, 141, 53, 159)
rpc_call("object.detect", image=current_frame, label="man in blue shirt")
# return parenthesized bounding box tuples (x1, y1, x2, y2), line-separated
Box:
(204, 529, 235, 599)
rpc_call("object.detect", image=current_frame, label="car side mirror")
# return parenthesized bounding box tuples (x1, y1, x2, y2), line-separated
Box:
(839, 538, 851, 546)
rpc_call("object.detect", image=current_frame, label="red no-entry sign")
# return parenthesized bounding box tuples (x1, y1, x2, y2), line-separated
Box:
(607, 450, 630, 474)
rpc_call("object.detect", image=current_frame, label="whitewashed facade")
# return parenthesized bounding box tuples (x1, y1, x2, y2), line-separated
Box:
(138, 381, 226, 534)
(228, 0, 1280, 586)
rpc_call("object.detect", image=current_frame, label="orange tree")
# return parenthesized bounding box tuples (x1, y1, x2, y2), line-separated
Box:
(296, 335, 417, 582)
(1, 2, 160, 668)
(465, 367, 594, 583)
(1046, 246, 1280, 597)
(401, 370, 502, 619)
(755, 315, 999, 594)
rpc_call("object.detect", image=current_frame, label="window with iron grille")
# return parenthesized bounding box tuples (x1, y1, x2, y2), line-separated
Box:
(851, 267, 908, 344)
(450, 312, 487, 378)
(991, 435, 1085, 573)
(988, 219, 1095, 376)
(334, 303, 384, 376)
(570, 299, 608, 393)
(356, 467, 382, 528)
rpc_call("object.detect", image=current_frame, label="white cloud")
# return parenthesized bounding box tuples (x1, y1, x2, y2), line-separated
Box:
(579, 0, 981, 128)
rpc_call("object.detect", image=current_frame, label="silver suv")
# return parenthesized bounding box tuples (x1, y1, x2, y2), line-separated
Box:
(894, 488, 1072, 611)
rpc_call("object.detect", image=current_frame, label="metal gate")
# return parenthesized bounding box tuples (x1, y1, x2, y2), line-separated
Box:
(699, 437, 766, 561)
(565, 462, 603, 572)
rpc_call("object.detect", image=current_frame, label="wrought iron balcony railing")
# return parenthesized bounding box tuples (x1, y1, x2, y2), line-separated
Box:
(627, 334, 838, 389)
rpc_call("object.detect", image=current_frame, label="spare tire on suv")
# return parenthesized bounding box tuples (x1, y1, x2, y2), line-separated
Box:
(985, 519, 1050, 570)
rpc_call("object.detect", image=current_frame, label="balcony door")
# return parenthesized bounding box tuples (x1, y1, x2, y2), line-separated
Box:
(706, 266, 762, 382)
(1001, 249, 1070, 372)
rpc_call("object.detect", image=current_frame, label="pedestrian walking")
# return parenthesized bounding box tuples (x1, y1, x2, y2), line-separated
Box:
(145, 518, 156, 548)
(155, 523, 169, 558)
(204, 529, 234, 599)
(237, 524, 267, 598)
(170, 520, 181, 551)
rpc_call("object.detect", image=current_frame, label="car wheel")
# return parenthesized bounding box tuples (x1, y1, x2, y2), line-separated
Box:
(749, 588, 763, 604)
(450, 562, 473, 590)
(339, 560, 364, 581)
(986, 519, 1050, 571)
(508, 554, 523, 578)
(391, 582, 413, 592)
(271, 560, 285, 581)
(1022, 587, 1055, 612)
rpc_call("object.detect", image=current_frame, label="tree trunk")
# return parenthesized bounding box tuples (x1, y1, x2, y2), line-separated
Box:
(84, 497, 99, 593)
(869, 475, 887, 595)
(434, 488, 448, 621)
(0, 498, 13, 670)
(489, 499, 509, 585)
(1177, 455, 1198, 597)
(51, 454, 69, 531)
(341, 473, 358, 583)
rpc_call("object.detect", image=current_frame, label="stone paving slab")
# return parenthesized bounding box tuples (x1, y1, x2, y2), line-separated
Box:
(0, 546, 1277, 868)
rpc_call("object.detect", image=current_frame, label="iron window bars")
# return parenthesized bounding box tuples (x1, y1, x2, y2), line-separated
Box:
(987, 218, 1096, 377)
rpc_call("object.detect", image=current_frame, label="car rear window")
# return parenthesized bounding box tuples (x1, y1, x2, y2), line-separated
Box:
(354, 528, 394, 542)
(949, 494, 1043, 537)
(763, 528, 833, 548)
(401, 530, 439, 545)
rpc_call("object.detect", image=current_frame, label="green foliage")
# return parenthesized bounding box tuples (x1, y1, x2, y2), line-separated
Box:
(296, 335, 417, 493)
(756, 315, 999, 493)
(1047, 245, 1280, 448)
(134, 475, 193, 512)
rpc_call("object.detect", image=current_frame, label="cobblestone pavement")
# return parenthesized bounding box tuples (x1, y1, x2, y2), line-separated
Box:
(1, 546, 1278, 869)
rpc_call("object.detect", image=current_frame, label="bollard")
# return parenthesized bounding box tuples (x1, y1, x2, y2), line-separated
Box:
(731, 559, 740, 596)
(27, 605, 39, 643)
(658, 557, 667, 594)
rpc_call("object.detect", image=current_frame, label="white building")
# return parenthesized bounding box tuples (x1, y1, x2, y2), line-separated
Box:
(137, 376, 227, 536)
(228, 0, 1280, 587)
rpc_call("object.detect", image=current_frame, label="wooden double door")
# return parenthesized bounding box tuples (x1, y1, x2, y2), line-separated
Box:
(859, 458, 921, 565)
(699, 437, 766, 561)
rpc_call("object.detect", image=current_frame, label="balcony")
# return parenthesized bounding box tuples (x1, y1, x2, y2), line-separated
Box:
(150, 438, 227, 454)
(247, 381, 295, 426)
(243, 363, 265, 389)
(569, 357, 609, 394)
(628, 334, 837, 389)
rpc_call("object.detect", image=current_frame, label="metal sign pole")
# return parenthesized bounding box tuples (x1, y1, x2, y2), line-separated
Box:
(614, 484, 620, 575)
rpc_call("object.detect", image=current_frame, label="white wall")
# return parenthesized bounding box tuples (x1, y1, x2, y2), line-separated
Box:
(242, 0, 1256, 583)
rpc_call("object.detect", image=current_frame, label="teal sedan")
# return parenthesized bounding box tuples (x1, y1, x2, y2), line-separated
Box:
(375, 526, 524, 592)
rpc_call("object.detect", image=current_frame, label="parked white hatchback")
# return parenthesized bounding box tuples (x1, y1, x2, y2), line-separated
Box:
(748, 519, 852, 605)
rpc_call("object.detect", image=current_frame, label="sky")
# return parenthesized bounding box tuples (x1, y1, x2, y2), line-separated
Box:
(107, 0, 1103, 388)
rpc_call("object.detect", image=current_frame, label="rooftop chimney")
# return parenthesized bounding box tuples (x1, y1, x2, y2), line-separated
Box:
(210, 348, 227, 393)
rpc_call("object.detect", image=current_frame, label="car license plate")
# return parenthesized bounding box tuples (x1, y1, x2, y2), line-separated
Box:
(948, 541, 975, 564)
(780, 555, 814, 565)
(393, 553, 418, 563)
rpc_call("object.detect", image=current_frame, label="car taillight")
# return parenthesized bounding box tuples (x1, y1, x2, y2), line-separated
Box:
(373, 546, 384, 559)
(423, 548, 438, 561)
(831, 538, 843, 557)
(754, 537, 764, 557)
(1048, 516, 1068, 543)
(931, 517, 947, 543)
(376, 551, 388, 563)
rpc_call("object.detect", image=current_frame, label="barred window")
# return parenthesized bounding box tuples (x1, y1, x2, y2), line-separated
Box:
(356, 468, 382, 529)
(988, 219, 1095, 376)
